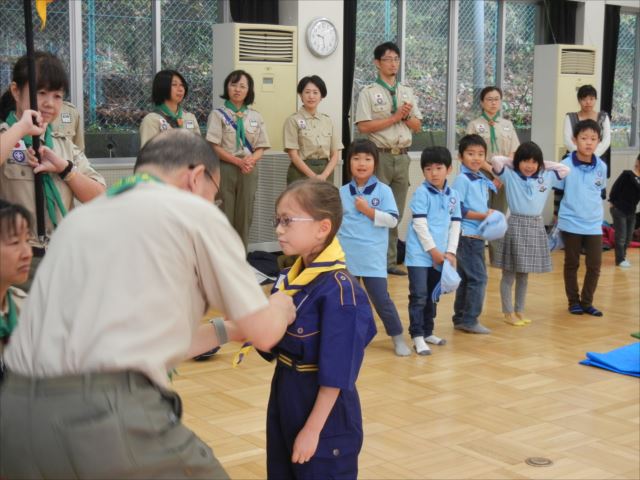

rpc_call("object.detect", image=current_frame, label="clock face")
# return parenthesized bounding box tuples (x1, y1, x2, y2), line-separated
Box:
(306, 18, 338, 58)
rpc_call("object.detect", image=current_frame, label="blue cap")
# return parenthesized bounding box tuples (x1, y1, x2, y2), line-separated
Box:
(478, 210, 508, 241)
(548, 225, 564, 251)
(431, 259, 461, 303)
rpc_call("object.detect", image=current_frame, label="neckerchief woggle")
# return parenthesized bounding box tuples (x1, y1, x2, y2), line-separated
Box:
(155, 103, 183, 128)
(107, 172, 163, 196)
(223, 100, 249, 151)
(461, 164, 497, 193)
(481, 110, 500, 153)
(375, 76, 398, 113)
(6, 111, 67, 228)
(232, 237, 347, 367)
(0, 290, 17, 339)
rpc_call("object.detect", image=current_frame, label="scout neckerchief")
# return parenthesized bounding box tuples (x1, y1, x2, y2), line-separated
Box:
(216, 108, 254, 153)
(106, 172, 163, 196)
(0, 290, 17, 339)
(232, 237, 347, 368)
(461, 164, 497, 193)
(223, 100, 249, 151)
(155, 103, 183, 129)
(7, 111, 67, 228)
(375, 76, 398, 113)
(277, 236, 346, 297)
(481, 110, 500, 153)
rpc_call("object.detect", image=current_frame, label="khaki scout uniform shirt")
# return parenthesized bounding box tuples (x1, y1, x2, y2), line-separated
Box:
(466, 116, 520, 160)
(139, 110, 200, 149)
(4, 182, 269, 388)
(50, 101, 85, 152)
(283, 107, 343, 160)
(0, 123, 106, 241)
(205, 106, 270, 156)
(355, 82, 423, 149)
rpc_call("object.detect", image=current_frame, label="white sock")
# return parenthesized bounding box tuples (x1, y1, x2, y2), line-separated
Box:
(425, 334, 446, 346)
(412, 336, 431, 354)
(391, 335, 411, 356)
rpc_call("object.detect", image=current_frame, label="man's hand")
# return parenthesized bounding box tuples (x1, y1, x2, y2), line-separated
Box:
(269, 291, 296, 325)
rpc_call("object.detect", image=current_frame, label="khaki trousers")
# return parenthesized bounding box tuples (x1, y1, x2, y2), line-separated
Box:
(220, 160, 258, 248)
(0, 371, 229, 480)
(376, 152, 410, 268)
(286, 158, 333, 185)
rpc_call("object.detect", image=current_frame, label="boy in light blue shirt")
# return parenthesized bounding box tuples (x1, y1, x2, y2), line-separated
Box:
(553, 119, 607, 316)
(406, 147, 461, 354)
(451, 134, 496, 334)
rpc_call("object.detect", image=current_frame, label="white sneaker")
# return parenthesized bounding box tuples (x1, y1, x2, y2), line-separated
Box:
(618, 260, 632, 268)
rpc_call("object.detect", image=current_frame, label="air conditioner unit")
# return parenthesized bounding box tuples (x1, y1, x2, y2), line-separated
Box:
(531, 44, 598, 163)
(212, 23, 298, 152)
(531, 44, 597, 224)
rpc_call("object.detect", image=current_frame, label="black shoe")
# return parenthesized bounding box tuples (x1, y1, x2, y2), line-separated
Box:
(387, 266, 407, 276)
(193, 347, 220, 361)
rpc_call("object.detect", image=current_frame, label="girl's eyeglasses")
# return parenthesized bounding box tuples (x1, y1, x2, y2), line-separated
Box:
(272, 216, 315, 228)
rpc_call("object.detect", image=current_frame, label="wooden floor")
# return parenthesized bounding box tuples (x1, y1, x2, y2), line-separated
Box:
(174, 248, 640, 479)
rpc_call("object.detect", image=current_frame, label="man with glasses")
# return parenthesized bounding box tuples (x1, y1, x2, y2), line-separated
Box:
(356, 41, 423, 275)
(0, 129, 295, 479)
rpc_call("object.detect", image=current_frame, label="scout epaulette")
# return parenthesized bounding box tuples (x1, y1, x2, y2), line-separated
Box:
(332, 270, 356, 307)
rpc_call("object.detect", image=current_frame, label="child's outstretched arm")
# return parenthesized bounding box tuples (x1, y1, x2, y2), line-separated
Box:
(491, 155, 512, 176)
(543, 160, 571, 179)
(292, 386, 340, 464)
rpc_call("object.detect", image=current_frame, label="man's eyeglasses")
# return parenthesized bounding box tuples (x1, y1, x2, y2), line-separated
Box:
(380, 57, 400, 63)
(189, 164, 223, 207)
(272, 216, 315, 228)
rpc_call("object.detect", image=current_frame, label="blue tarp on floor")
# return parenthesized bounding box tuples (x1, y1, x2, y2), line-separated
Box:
(580, 343, 640, 377)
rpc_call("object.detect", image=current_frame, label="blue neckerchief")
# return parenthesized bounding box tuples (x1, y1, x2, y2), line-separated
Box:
(424, 180, 451, 196)
(349, 175, 378, 196)
(461, 165, 497, 193)
(216, 108, 255, 153)
(571, 151, 596, 168)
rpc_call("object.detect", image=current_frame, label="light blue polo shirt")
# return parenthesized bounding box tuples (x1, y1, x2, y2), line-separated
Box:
(451, 166, 493, 236)
(405, 181, 462, 268)
(553, 152, 607, 235)
(495, 165, 563, 216)
(338, 176, 399, 277)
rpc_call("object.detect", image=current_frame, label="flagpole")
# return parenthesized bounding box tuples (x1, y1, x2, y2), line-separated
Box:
(23, 0, 46, 243)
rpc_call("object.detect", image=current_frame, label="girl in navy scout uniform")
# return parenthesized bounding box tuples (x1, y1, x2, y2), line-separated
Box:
(261, 179, 376, 479)
(338, 139, 411, 356)
(491, 142, 570, 326)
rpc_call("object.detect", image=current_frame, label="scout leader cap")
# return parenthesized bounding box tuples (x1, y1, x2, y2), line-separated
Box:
(431, 259, 461, 303)
(478, 210, 508, 241)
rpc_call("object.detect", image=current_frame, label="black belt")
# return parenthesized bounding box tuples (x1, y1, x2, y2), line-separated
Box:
(378, 147, 408, 155)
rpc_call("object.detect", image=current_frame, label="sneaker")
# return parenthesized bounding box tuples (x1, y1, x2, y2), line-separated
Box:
(618, 260, 631, 268)
(387, 266, 408, 276)
(454, 323, 491, 334)
(193, 347, 220, 361)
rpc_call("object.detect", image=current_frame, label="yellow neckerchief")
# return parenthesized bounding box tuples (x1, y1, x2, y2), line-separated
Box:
(232, 237, 346, 367)
(277, 236, 346, 297)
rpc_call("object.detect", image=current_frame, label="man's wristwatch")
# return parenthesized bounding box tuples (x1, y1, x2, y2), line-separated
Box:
(59, 160, 74, 180)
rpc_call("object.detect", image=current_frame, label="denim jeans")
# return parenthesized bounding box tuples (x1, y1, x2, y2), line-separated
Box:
(361, 277, 403, 336)
(452, 237, 487, 327)
(407, 266, 442, 338)
(610, 206, 636, 264)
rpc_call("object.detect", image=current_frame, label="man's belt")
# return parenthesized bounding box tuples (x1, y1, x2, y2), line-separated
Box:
(378, 147, 408, 155)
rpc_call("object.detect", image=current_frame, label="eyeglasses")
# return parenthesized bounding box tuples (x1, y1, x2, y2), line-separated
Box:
(272, 216, 315, 228)
(483, 97, 501, 103)
(380, 57, 400, 63)
(189, 164, 223, 207)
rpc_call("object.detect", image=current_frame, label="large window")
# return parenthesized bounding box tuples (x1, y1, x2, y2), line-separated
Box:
(353, 0, 539, 151)
(611, 12, 639, 148)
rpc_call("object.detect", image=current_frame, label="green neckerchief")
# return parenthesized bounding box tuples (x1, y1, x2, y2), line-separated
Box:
(0, 290, 18, 339)
(155, 103, 183, 128)
(224, 100, 248, 150)
(481, 110, 501, 153)
(375, 76, 398, 113)
(107, 172, 163, 197)
(6, 111, 67, 228)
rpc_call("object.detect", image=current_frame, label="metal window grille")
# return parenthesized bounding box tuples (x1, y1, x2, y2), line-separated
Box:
(611, 13, 638, 148)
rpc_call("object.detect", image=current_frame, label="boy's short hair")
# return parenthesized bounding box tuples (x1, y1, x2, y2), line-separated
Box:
(374, 42, 400, 60)
(421, 146, 452, 169)
(573, 119, 601, 140)
(458, 134, 487, 156)
(577, 84, 597, 100)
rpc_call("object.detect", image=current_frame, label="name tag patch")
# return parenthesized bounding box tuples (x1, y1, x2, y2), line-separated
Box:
(61, 112, 72, 124)
(298, 119, 307, 130)
(185, 120, 194, 129)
